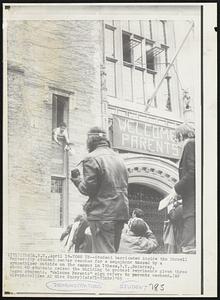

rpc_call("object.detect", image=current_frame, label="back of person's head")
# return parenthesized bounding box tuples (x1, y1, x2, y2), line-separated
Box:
(132, 208, 145, 219)
(87, 126, 110, 152)
(129, 217, 148, 237)
(174, 122, 195, 142)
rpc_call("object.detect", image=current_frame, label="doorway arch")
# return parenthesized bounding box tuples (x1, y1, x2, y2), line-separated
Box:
(121, 153, 179, 253)
(122, 153, 178, 195)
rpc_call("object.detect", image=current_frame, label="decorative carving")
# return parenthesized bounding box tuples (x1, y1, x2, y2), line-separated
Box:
(127, 165, 177, 185)
(183, 89, 192, 110)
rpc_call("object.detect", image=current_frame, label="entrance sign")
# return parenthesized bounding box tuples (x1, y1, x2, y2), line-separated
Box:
(113, 115, 181, 159)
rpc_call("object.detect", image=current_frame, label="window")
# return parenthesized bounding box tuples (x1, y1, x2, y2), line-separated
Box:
(133, 69, 144, 104)
(123, 33, 132, 63)
(122, 30, 144, 103)
(105, 20, 114, 26)
(104, 20, 174, 111)
(51, 177, 64, 227)
(52, 94, 69, 130)
(106, 60, 116, 97)
(159, 48, 167, 72)
(146, 43, 155, 71)
(161, 21, 167, 44)
(105, 24, 117, 97)
(151, 20, 167, 44)
(157, 20, 166, 44)
(157, 78, 171, 111)
(133, 39, 143, 67)
(146, 72, 157, 107)
(122, 66, 132, 101)
(129, 21, 141, 36)
(121, 20, 129, 32)
(146, 21, 152, 39)
(105, 27, 115, 58)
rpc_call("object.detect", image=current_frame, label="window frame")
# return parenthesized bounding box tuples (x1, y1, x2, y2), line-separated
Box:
(51, 176, 66, 228)
(104, 20, 179, 116)
(105, 23, 118, 98)
(52, 93, 69, 130)
(122, 30, 145, 104)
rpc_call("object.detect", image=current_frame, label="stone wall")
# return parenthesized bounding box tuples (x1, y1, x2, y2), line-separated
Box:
(7, 20, 103, 251)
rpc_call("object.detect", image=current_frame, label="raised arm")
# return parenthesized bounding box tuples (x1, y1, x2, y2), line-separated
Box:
(71, 157, 100, 197)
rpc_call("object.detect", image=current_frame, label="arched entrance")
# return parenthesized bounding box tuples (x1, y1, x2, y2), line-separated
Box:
(122, 153, 178, 253)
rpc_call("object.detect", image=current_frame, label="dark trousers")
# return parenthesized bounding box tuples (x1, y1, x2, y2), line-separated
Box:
(88, 220, 125, 253)
(181, 216, 196, 253)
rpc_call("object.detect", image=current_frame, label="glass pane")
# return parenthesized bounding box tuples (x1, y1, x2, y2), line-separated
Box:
(146, 72, 156, 107)
(106, 61, 116, 97)
(51, 178, 63, 193)
(161, 49, 167, 71)
(146, 21, 151, 39)
(146, 44, 155, 71)
(129, 20, 141, 35)
(51, 178, 64, 227)
(122, 33, 131, 63)
(151, 20, 165, 44)
(105, 28, 114, 58)
(158, 21, 165, 44)
(134, 42, 142, 67)
(121, 20, 129, 31)
(57, 99, 65, 126)
(157, 79, 170, 110)
(105, 20, 114, 26)
(133, 69, 144, 104)
(123, 66, 132, 101)
(162, 21, 167, 44)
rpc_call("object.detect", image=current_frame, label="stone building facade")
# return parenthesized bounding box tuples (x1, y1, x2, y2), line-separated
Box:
(7, 19, 196, 252)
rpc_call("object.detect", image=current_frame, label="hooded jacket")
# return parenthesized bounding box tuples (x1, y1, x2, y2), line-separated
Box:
(118, 228, 158, 254)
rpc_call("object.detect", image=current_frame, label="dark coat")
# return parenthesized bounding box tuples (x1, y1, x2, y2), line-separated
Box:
(174, 138, 195, 219)
(76, 142, 129, 221)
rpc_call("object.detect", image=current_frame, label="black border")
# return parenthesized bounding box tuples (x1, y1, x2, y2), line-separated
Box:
(201, 5, 204, 296)
(1, 1, 218, 298)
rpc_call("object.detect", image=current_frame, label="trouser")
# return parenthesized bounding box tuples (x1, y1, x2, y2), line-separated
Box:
(88, 220, 125, 253)
(181, 216, 196, 253)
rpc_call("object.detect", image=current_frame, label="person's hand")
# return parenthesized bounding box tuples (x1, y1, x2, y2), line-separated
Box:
(71, 168, 80, 178)
(70, 168, 81, 186)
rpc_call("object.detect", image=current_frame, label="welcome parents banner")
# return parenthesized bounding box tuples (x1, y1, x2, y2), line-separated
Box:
(112, 115, 181, 159)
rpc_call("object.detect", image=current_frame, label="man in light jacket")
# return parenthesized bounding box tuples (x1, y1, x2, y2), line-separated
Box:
(71, 127, 129, 253)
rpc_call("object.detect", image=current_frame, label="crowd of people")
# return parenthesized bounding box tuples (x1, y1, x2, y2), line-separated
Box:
(60, 208, 158, 254)
(59, 123, 196, 254)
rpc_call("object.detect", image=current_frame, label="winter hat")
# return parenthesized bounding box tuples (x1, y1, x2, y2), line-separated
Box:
(87, 127, 107, 137)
